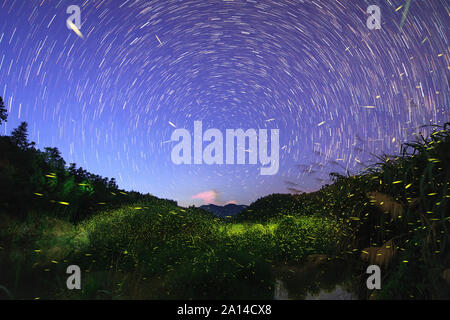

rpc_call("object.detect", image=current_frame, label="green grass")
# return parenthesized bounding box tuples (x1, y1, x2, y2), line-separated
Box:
(1, 123, 449, 300)
(0, 203, 340, 299)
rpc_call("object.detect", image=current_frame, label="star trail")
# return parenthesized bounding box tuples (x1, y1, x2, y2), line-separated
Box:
(0, 0, 448, 207)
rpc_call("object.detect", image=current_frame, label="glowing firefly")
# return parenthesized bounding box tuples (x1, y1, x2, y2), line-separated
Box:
(67, 20, 84, 39)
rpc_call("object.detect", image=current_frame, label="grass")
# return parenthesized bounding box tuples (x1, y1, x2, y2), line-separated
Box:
(0, 204, 340, 299)
(0, 123, 449, 300)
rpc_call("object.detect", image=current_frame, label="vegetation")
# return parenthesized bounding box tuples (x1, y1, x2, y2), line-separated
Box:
(0, 124, 175, 222)
(0, 97, 7, 126)
(0, 97, 449, 299)
(238, 123, 450, 299)
(0, 200, 338, 299)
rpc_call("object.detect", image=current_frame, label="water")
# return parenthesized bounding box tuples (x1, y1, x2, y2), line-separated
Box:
(272, 254, 360, 300)
(305, 285, 356, 300)
(274, 280, 356, 300)
(274, 279, 289, 300)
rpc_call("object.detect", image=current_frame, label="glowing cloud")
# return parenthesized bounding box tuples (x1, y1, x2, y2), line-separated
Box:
(192, 190, 218, 204)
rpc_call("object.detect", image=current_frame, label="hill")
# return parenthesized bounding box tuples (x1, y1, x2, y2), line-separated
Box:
(234, 192, 321, 222)
(0, 125, 176, 222)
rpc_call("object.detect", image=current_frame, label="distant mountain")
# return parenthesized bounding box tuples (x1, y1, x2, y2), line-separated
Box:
(199, 204, 248, 218)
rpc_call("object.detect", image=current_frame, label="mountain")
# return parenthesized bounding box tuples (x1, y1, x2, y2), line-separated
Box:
(199, 203, 248, 218)
(233, 193, 314, 222)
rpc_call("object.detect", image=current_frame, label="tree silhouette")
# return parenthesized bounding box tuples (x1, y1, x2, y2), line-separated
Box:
(0, 96, 7, 126)
(11, 121, 30, 149)
(43, 147, 66, 170)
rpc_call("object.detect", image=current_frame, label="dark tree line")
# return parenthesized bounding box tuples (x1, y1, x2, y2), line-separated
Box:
(0, 97, 7, 125)
(0, 96, 174, 222)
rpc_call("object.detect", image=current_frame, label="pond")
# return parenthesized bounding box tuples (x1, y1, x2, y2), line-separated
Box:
(272, 254, 363, 300)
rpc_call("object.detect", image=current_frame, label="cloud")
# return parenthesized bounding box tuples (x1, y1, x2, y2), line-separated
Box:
(224, 200, 237, 205)
(191, 190, 218, 204)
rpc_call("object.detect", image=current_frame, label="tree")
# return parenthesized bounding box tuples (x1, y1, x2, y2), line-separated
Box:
(108, 177, 118, 190)
(329, 172, 346, 183)
(0, 96, 7, 126)
(43, 147, 66, 171)
(11, 121, 30, 149)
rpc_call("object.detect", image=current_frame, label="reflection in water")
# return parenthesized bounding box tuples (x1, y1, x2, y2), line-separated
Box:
(305, 285, 355, 300)
(273, 254, 361, 300)
(274, 279, 289, 300)
(274, 280, 356, 300)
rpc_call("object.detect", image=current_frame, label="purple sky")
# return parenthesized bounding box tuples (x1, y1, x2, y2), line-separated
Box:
(0, 0, 448, 207)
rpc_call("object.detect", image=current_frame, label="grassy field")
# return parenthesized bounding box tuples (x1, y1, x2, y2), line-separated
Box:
(1, 123, 449, 300)
(0, 206, 340, 299)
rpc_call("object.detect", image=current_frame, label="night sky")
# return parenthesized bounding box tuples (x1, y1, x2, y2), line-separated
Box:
(0, 0, 448, 207)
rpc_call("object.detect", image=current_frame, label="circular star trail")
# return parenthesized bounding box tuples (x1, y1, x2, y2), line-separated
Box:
(0, 0, 448, 206)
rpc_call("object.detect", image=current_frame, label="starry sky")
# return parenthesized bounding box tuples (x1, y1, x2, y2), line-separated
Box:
(0, 0, 448, 207)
